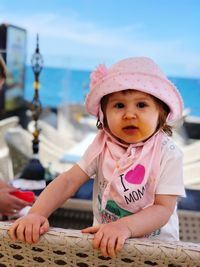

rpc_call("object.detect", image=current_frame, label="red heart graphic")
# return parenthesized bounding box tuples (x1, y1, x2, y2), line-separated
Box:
(125, 164, 145, 184)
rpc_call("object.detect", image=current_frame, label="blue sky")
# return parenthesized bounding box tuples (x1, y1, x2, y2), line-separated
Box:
(0, 0, 200, 77)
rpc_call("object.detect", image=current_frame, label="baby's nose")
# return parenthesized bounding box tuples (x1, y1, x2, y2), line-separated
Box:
(123, 109, 137, 119)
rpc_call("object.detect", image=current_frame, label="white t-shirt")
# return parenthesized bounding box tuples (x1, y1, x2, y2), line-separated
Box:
(78, 134, 185, 241)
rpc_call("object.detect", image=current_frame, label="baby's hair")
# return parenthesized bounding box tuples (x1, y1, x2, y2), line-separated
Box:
(155, 97, 172, 136)
(97, 89, 172, 136)
(0, 55, 6, 80)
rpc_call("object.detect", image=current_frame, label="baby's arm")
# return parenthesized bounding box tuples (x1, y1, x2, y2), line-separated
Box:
(121, 194, 177, 237)
(9, 164, 89, 243)
(83, 194, 177, 257)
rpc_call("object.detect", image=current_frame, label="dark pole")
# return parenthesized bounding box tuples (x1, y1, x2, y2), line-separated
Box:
(30, 34, 43, 155)
(20, 34, 45, 187)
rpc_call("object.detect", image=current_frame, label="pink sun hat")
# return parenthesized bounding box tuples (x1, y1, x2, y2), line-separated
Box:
(85, 57, 184, 123)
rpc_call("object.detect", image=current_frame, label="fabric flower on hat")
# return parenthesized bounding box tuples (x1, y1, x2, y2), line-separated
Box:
(90, 64, 108, 90)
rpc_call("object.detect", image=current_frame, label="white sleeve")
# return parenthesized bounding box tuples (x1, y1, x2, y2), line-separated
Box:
(77, 146, 97, 177)
(155, 141, 186, 197)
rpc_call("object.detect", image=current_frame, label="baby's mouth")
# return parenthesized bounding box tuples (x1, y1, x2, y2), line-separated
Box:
(123, 125, 138, 130)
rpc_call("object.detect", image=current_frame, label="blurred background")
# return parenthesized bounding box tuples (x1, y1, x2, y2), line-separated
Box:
(0, 0, 199, 115)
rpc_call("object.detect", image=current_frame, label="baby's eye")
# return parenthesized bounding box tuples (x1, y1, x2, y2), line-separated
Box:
(114, 103, 124, 109)
(137, 102, 147, 108)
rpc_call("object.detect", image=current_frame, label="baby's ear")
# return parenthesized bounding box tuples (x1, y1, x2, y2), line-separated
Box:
(96, 118, 103, 129)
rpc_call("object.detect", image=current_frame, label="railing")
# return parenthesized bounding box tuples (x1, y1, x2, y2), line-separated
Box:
(0, 209, 200, 267)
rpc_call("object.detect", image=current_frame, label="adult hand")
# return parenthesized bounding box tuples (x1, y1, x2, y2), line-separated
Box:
(82, 220, 132, 258)
(9, 213, 49, 244)
(0, 186, 29, 215)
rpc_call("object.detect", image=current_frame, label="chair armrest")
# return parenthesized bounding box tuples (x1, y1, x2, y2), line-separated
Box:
(1, 221, 200, 267)
(178, 209, 200, 242)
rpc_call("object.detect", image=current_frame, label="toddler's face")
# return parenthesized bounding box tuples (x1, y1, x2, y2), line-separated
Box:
(104, 90, 160, 144)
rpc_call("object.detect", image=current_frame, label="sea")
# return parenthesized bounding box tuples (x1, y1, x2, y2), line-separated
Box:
(24, 66, 200, 117)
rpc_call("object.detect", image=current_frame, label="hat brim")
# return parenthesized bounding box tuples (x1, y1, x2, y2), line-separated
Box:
(86, 72, 183, 122)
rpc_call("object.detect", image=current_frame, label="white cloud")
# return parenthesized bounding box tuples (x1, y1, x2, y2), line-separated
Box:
(1, 11, 199, 77)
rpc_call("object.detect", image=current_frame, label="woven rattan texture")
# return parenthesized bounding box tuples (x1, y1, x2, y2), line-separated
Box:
(0, 222, 200, 267)
(179, 210, 200, 243)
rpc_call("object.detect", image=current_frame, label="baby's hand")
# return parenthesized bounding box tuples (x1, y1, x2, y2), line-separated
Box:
(82, 221, 132, 258)
(9, 213, 49, 244)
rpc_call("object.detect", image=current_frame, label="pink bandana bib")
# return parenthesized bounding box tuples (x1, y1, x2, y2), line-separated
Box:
(84, 129, 164, 213)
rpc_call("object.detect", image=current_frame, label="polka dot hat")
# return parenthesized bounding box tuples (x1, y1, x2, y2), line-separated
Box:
(85, 57, 184, 123)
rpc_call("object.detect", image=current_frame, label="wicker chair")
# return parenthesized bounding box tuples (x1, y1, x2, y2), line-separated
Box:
(0, 146, 14, 182)
(28, 120, 76, 153)
(0, 116, 19, 181)
(0, 116, 19, 148)
(5, 126, 73, 176)
(0, 218, 199, 267)
(0, 209, 199, 267)
(178, 209, 200, 243)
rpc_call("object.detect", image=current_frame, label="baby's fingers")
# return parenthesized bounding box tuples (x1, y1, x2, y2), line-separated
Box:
(82, 225, 100, 234)
(24, 224, 34, 244)
(115, 236, 125, 253)
(39, 220, 49, 235)
(9, 220, 21, 241)
(93, 231, 104, 250)
(14, 223, 26, 242)
(107, 237, 117, 258)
